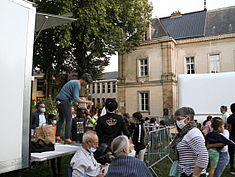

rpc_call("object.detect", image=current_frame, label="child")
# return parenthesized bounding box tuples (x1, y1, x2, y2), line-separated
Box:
(132, 112, 146, 161)
(47, 114, 57, 138)
(71, 107, 86, 144)
(205, 117, 235, 177)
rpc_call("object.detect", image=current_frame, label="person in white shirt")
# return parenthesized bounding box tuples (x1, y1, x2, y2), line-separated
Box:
(31, 102, 47, 130)
(220, 105, 230, 123)
(70, 130, 105, 177)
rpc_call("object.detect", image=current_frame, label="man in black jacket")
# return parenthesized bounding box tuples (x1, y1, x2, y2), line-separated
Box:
(31, 102, 47, 130)
(96, 98, 129, 146)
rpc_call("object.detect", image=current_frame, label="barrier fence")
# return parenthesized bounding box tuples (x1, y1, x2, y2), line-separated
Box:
(144, 127, 173, 177)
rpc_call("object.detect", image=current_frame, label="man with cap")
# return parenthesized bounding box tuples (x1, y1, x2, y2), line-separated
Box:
(56, 73, 93, 144)
(95, 98, 130, 146)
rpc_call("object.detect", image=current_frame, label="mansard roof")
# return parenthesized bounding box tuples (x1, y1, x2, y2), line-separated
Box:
(151, 6, 235, 40)
(101, 71, 118, 80)
(205, 6, 235, 37)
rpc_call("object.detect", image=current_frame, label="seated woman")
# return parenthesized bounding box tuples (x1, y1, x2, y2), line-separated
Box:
(106, 135, 153, 177)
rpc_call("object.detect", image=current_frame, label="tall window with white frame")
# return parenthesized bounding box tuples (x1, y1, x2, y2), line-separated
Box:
(102, 83, 105, 93)
(185, 57, 195, 74)
(92, 83, 95, 94)
(113, 82, 116, 93)
(139, 58, 148, 77)
(97, 83, 100, 93)
(209, 54, 220, 73)
(139, 92, 149, 111)
(107, 82, 111, 93)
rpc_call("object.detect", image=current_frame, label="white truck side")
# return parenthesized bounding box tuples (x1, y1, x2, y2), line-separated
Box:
(178, 72, 235, 123)
(0, 0, 36, 173)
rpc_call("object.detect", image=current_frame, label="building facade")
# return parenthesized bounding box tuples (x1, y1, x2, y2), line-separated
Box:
(118, 6, 235, 117)
(89, 71, 118, 107)
(32, 72, 45, 101)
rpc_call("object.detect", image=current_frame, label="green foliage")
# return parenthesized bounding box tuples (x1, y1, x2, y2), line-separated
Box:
(70, 0, 153, 78)
(32, 0, 153, 87)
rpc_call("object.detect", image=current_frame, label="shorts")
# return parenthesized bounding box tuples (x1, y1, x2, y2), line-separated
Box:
(208, 148, 219, 168)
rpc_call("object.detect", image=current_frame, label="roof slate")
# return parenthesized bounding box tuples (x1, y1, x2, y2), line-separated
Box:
(151, 18, 169, 39)
(205, 6, 235, 37)
(159, 10, 206, 39)
(100, 71, 118, 80)
(151, 6, 235, 40)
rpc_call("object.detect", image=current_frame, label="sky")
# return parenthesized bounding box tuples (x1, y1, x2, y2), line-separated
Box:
(104, 0, 235, 72)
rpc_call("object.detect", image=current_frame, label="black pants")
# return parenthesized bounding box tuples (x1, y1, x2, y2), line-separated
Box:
(181, 173, 206, 177)
(229, 144, 235, 169)
(56, 100, 72, 139)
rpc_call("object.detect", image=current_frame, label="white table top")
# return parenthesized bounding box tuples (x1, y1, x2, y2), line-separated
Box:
(31, 143, 80, 162)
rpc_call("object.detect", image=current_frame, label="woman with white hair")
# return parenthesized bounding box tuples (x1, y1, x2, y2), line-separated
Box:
(106, 135, 153, 177)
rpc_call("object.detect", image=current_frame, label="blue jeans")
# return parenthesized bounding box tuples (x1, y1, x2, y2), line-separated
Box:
(214, 151, 230, 177)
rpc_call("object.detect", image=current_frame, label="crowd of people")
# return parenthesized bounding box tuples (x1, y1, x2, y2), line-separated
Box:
(172, 104, 235, 177)
(31, 74, 235, 177)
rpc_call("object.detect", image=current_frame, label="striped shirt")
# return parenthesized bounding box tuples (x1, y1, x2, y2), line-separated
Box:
(177, 128, 209, 176)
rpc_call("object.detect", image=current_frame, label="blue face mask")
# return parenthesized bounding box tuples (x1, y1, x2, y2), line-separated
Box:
(40, 108, 46, 113)
(88, 147, 97, 153)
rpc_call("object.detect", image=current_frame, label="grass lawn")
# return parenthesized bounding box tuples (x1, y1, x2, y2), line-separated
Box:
(0, 153, 233, 177)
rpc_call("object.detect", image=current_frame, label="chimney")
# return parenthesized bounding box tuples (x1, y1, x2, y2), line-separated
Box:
(204, 0, 207, 10)
(171, 10, 182, 18)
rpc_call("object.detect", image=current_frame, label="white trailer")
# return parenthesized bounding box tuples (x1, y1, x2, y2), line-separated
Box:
(178, 72, 235, 123)
(0, 0, 75, 174)
(0, 0, 35, 173)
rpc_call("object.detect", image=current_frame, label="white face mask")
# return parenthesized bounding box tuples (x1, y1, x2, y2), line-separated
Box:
(128, 149, 136, 157)
(53, 120, 57, 125)
(176, 118, 187, 129)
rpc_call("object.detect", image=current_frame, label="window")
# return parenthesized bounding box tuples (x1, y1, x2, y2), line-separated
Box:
(37, 78, 45, 91)
(185, 57, 195, 74)
(92, 84, 95, 94)
(97, 98, 100, 103)
(97, 83, 100, 93)
(209, 54, 220, 73)
(107, 82, 111, 93)
(113, 82, 116, 93)
(139, 59, 148, 76)
(139, 92, 149, 111)
(102, 98, 105, 106)
(102, 83, 106, 93)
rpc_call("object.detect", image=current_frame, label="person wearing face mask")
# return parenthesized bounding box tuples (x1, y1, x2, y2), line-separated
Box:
(171, 107, 208, 177)
(31, 102, 47, 131)
(47, 114, 57, 138)
(106, 135, 153, 177)
(70, 130, 105, 177)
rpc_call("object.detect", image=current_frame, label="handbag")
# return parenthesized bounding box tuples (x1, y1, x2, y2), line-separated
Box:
(169, 160, 180, 177)
(31, 139, 55, 153)
(36, 125, 55, 144)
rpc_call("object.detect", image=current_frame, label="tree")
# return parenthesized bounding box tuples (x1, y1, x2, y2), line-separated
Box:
(33, 0, 72, 98)
(32, 0, 152, 96)
(70, 0, 153, 78)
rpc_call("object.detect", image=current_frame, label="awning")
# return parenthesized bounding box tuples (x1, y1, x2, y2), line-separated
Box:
(35, 12, 76, 32)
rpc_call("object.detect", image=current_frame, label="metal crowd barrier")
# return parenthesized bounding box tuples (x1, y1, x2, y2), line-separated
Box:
(144, 127, 173, 177)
